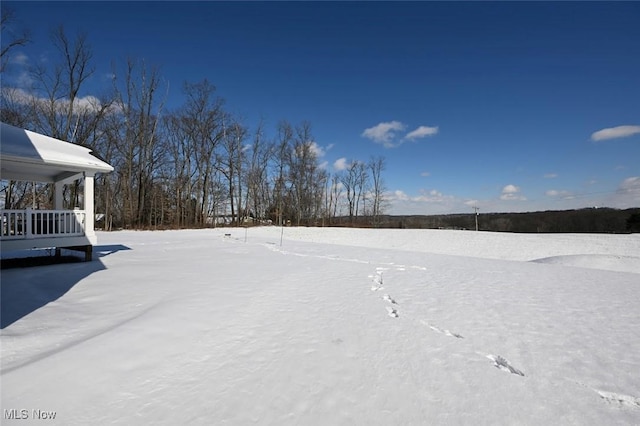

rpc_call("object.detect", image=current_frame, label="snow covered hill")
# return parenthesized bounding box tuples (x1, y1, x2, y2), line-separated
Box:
(2, 228, 639, 425)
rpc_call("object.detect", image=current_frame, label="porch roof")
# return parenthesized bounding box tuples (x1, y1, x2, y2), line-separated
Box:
(0, 122, 113, 183)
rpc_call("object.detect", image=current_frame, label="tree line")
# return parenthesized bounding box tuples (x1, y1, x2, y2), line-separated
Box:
(0, 21, 388, 229)
(380, 208, 640, 234)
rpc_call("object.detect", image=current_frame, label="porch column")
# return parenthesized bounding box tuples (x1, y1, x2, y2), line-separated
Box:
(54, 181, 64, 210)
(84, 173, 95, 237)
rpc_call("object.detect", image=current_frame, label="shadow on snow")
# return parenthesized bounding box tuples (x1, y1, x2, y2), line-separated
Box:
(0, 244, 131, 329)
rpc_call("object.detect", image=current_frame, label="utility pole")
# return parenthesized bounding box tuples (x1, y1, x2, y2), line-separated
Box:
(473, 206, 479, 231)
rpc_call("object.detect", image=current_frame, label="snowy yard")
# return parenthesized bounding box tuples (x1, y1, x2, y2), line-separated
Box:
(1, 227, 639, 425)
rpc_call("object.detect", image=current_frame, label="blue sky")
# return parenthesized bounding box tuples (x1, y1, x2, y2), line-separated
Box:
(3, 1, 639, 214)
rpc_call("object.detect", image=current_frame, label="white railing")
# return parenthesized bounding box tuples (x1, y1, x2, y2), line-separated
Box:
(0, 209, 86, 240)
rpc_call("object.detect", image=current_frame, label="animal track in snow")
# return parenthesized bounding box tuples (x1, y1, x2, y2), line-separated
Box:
(382, 294, 398, 305)
(370, 267, 398, 316)
(420, 320, 463, 339)
(430, 325, 463, 339)
(572, 380, 640, 409)
(370, 280, 384, 291)
(386, 306, 399, 318)
(486, 354, 525, 377)
(370, 270, 384, 291)
(596, 390, 640, 408)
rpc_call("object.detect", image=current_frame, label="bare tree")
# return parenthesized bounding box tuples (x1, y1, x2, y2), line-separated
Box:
(0, 16, 355, 232)
(110, 58, 166, 228)
(329, 173, 343, 221)
(172, 79, 225, 226)
(1, 88, 34, 210)
(369, 156, 387, 226)
(30, 27, 95, 141)
(218, 118, 248, 225)
(354, 161, 368, 220)
(163, 113, 192, 227)
(246, 120, 274, 223)
(288, 121, 325, 225)
(9, 26, 117, 213)
(0, 6, 30, 73)
(272, 120, 293, 225)
(340, 160, 358, 224)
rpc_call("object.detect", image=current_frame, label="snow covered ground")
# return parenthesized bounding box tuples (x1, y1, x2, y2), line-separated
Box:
(1, 227, 639, 425)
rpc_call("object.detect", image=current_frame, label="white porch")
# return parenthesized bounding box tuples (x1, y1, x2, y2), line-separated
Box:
(1, 208, 90, 250)
(0, 122, 113, 261)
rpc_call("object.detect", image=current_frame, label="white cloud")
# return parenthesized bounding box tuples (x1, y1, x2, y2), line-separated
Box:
(10, 52, 28, 66)
(500, 184, 526, 201)
(546, 189, 572, 198)
(73, 95, 104, 113)
(603, 176, 640, 208)
(1, 87, 105, 114)
(591, 125, 640, 142)
(618, 176, 640, 194)
(362, 121, 439, 148)
(1, 87, 32, 104)
(412, 189, 445, 201)
(318, 161, 328, 170)
(389, 188, 453, 204)
(386, 188, 467, 215)
(393, 190, 410, 201)
(361, 121, 406, 148)
(502, 184, 519, 194)
(405, 125, 439, 141)
(2, 53, 29, 78)
(543, 173, 558, 179)
(333, 157, 348, 171)
(420, 171, 430, 177)
(15, 70, 34, 88)
(307, 141, 325, 157)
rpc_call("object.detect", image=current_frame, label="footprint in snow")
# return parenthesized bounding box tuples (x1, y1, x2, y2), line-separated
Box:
(596, 390, 640, 408)
(572, 380, 640, 409)
(433, 326, 463, 339)
(420, 320, 463, 339)
(371, 271, 384, 291)
(386, 306, 399, 318)
(486, 354, 525, 377)
(382, 294, 398, 305)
